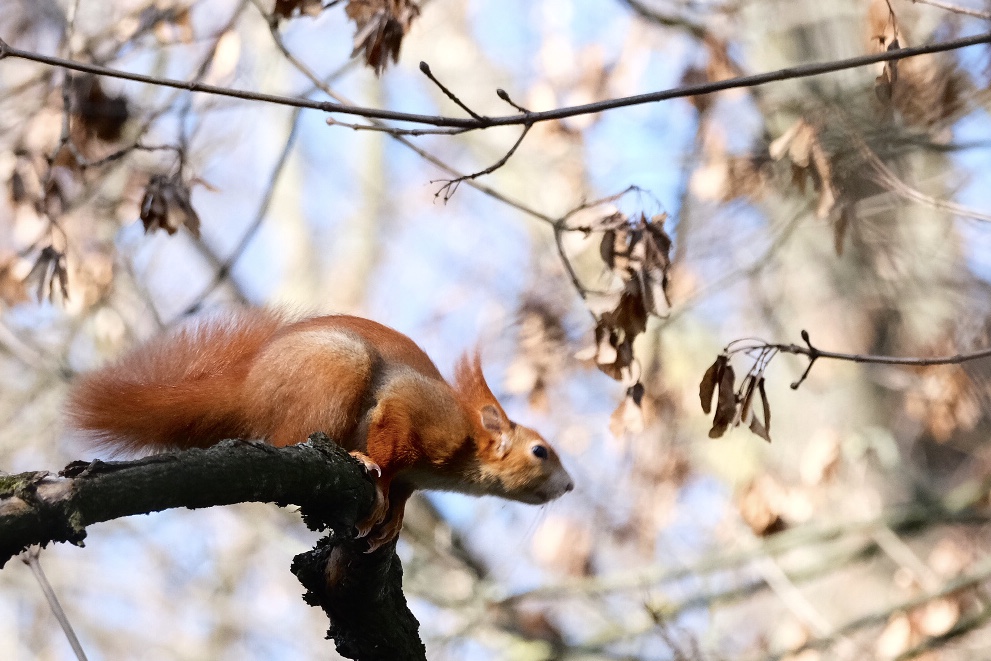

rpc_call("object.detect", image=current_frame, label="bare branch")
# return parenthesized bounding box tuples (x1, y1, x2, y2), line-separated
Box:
(180, 111, 302, 315)
(0, 436, 372, 566)
(730, 330, 991, 391)
(0, 435, 427, 661)
(2, 31, 991, 129)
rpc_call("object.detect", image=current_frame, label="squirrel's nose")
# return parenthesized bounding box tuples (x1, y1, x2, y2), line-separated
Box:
(564, 481, 574, 493)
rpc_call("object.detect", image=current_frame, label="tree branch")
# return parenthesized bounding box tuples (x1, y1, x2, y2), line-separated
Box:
(2, 31, 990, 129)
(725, 330, 991, 393)
(0, 434, 426, 661)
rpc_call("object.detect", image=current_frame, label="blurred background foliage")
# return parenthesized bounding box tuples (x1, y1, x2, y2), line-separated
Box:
(4, 0, 991, 659)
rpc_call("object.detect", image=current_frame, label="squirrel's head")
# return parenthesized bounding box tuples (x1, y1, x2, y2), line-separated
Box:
(455, 353, 574, 504)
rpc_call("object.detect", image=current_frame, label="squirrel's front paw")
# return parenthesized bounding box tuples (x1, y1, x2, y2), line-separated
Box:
(349, 451, 389, 539)
(354, 485, 388, 538)
(364, 508, 404, 553)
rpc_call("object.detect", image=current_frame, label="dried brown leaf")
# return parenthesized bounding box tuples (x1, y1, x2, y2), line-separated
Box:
(771, 119, 839, 222)
(699, 354, 727, 415)
(599, 229, 617, 269)
(904, 362, 979, 443)
(708, 363, 736, 438)
(834, 205, 850, 256)
(151, 6, 194, 44)
(24, 246, 69, 304)
(346, 0, 420, 75)
(71, 76, 129, 144)
(891, 53, 972, 128)
(868, 0, 901, 105)
(738, 477, 787, 536)
(680, 37, 738, 113)
(609, 393, 645, 437)
(748, 416, 771, 443)
(867, 0, 899, 52)
(679, 66, 710, 113)
(140, 174, 202, 238)
(585, 210, 627, 232)
(875, 69, 894, 103)
(584, 212, 672, 382)
(505, 300, 567, 411)
(759, 377, 771, 438)
(0, 263, 28, 305)
(738, 375, 757, 426)
(274, 0, 324, 19)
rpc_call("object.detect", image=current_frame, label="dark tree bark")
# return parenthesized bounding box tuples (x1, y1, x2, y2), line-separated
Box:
(0, 434, 426, 661)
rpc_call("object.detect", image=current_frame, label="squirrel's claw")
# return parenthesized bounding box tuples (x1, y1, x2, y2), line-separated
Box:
(354, 485, 388, 538)
(348, 450, 382, 477)
(354, 482, 389, 540)
(349, 450, 388, 538)
(364, 507, 404, 553)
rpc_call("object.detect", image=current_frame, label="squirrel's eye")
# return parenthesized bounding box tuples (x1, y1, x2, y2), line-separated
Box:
(531, 444, 548, 460)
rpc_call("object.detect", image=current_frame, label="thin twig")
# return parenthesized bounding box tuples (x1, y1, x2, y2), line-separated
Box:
(325, 116, 466, 136)
(774, 331, 991, 367)
(22, 547, 89, 661)
(912, 0, 991, 20)
(432, 124, 532, 202)
(181, 107, 303, 316)
(418, 61, 485, 120)
(755, 556, 833, 636)
(3, 31, 991, 129)
(495, 88, 530, 114)
(730, 330, 991, 390)
(175, 0, 250, 170)
(621, 0, 709, 39)
(872, 526, 941, 592)
(834, 115, 991, 223)
(75, 143, 183, 168)
(556, 185, 643, 229)
(553, 224, 589, 303)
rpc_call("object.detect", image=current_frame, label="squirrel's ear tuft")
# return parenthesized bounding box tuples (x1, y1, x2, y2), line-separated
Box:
(455, 350, 509, 416)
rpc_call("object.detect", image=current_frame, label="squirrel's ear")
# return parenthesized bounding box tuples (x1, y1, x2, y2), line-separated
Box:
(480, 404, 512, 458)
(480, 404, 506, 433)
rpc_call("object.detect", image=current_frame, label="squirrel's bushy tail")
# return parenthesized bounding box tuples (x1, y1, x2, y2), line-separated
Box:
(66, 308, 284, 454)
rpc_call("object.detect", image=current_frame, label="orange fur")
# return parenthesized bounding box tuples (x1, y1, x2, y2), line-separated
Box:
(66, 309, 574, 550)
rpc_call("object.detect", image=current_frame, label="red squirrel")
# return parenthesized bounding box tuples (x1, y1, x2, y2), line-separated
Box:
(66, 308, 574, 550)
